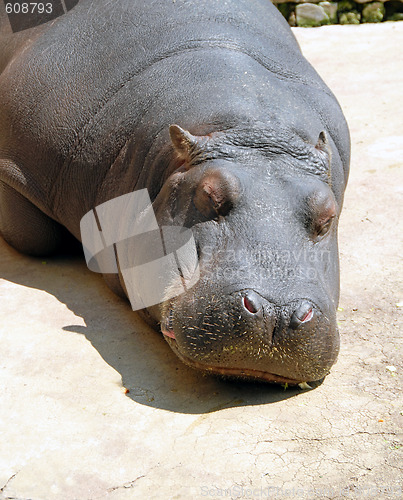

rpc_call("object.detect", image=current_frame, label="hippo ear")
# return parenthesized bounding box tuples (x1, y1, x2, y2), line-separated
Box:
(169, 124, 204, 161)
(315, 131, 331, 158)
(314, 131, 332, 181)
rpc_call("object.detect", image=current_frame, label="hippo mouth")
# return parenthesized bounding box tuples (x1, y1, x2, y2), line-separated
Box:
(168, 338, 304, 384)
(162, 307, 176, 339)
(161, 308, 304, 385)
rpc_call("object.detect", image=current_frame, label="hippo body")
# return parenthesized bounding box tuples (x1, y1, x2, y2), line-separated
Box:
(0, 0, 350, 384)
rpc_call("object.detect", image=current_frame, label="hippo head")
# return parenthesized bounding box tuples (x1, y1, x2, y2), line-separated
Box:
(148, 123, 343, 385)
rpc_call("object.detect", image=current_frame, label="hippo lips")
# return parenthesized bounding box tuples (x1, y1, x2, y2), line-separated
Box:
(161, 305, 316, 385)
(161, 329, 304, 385)
(161, 307, 176, 339)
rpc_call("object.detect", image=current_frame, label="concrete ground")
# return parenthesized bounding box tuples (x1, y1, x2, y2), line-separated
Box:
(1, 22, 402, 500)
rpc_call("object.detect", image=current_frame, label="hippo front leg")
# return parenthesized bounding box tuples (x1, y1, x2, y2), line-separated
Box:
(0, 174, 66, 256)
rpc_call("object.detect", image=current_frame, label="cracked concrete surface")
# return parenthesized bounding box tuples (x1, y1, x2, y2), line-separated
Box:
(0, 22, 402, 500)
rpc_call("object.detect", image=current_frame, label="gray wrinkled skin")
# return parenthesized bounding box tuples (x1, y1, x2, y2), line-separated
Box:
(0, 0, 350, 384)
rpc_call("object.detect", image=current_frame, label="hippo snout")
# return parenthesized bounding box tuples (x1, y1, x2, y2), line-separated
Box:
(241, 291, 315, 332)
(162, 286, 340, 385)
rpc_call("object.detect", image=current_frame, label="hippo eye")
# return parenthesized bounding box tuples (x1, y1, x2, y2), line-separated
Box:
(193, 168, 240, 220)
(303, 185, 337, 241)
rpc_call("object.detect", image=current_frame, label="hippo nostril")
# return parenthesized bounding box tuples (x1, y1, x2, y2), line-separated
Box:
(300, 308, 313, 323)
(242, 294, 259, 314)
(290, 301, 314, 330)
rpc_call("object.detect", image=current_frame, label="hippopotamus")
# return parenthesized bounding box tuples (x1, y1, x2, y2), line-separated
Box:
(0, 0, 350, 385)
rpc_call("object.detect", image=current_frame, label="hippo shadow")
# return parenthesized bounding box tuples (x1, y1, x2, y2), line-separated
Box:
(0, 237, 322, 414)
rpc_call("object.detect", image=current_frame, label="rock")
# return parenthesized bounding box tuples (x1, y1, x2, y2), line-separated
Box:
(362, 2, 385, 22)
(339, 11, 362, 23)
(274, 0, 322, 3)
(319, 2, 338, 23)
(385, 0, 403, 20)
(289, 11, 297, 26)
(296, 3, 329, 27)
(273, 0, 403, 26)
(354, 0, 386, 4)
(337, 0, 356, 12)
(277, 3, 294, 21)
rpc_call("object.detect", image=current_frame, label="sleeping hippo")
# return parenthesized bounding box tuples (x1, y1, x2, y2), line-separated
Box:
(0, 0, 350, 385)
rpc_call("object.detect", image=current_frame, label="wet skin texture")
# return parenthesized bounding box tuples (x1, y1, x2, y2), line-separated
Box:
(0, 0, 350, 384)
